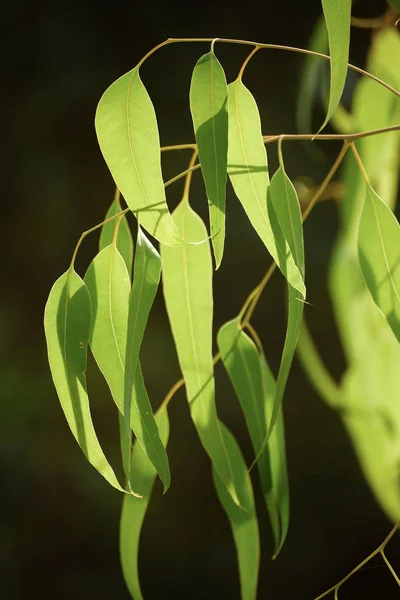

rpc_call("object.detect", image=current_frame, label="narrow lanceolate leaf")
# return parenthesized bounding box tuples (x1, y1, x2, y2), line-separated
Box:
(319, 0, 351, 130)
(99, 190, 134, 277)
(44, 268, 124, 492)
(95, 67, 189, 246)
(161, 198, 241, 506)
(120, 408, 170, 600)
(227, 79, 305, 296)
(217, 319, 289, 557)
(84, 244, 170, 492)
(212, 422, 259, 600)
(358, 184, 400, 342)
(190, 51, 228, 269)
(123, 227, 166, 485)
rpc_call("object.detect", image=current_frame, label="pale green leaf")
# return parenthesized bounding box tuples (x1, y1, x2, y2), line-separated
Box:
(227, 79, 305, 296)
(358, 184, 400, 342)
(190, 50, 228, 269)
(161, 198, 241, 506)
(44, 268, 125, 492)
(95, 67, 190, 246)
(212, 422, 259, 600)
(84, 243, 170, 492)
(99, 190, 133, 276)
(120, 407, 170, 600)
(319, 0, 351, 130)
(217, 318, 289, 557)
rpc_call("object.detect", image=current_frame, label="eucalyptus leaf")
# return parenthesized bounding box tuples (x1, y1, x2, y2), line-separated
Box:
(190, 50, 228, 269)
(44, 268, 125, 492)
(212, 422, 260, 600)
(99, 190, 134, 277)
(161, 198, 241, 506)
(227, 79, 305, 296)
(95, 67, 191, 246)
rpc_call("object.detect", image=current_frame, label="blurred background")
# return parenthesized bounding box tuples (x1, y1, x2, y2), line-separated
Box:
(3, 0, 400, 598)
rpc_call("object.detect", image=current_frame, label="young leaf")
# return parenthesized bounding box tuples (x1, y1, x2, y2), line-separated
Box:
(212, 421, 260, 600)
(161, 198, 241, 506)
(227, 79, 305, 296)
(120, 407, 170, 600)
(95, 67, 190, 247)
(319, 0, 351, 130)
(217, 318, 289, 557)
(190, 50, 228, 269)
(84, 243, 170, 492)
(358, 184, 400, 342)
(99, 190, 134, 277)
(44, 268, 125, 492)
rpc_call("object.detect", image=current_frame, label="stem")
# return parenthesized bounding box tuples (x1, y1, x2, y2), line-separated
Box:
(161, 143, 197, 152)
(350, 142, 370, 185)
(183, 149, 199, 198)
(164, 163, 201, 188)
(238, 46, 260, 79)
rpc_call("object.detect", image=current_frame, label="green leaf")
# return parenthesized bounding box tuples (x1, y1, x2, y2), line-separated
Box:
(84, 242, 170, 492)
(212, 422, 259, 600)
(227, 79, 305, 296)
(388, 0, 400, 13)
(217, 318, 289, 557)
(99, 189, 133, 277)
(120, 407, 170, 600)
(319, 0, 351, 130)
(44, 268, 125, 492)
(190, 50, 228, 269)
(358, 184, 400, 342)
(95, 67, 191, 247)
(161, 198, 241, 506)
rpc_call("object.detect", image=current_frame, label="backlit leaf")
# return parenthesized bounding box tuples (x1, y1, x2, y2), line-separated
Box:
(44, 268, 124, 492)
(319, 0, 351, 130)
(99, 189, 133, 277)
(161, 198, 241, 506)
(95, 67, 190, 246)
(120, 407, 170, 600)
(212, 422, 259, 600)
(227, 79, 305, 296)
(190, 50, 228, 269)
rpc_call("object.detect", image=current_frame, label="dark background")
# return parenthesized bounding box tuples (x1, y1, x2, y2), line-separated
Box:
(2, 0, 400, 598)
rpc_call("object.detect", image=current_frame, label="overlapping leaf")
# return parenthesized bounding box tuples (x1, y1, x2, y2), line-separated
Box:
(358, 184, 400, 342)
(190, 50, 228, 269)
(84, 235, 170, 491)
(44, 267, 125, 491)
(212, 422, 259, 600)
(217, 318, 289, 557)
(227, 78, 305, 296)
(161, 198, 241, 506)
(99, 190, 133, 276)
(120, 408, 170, 600)
(319, 0, 351, 130)
(95, 67, 192, 246)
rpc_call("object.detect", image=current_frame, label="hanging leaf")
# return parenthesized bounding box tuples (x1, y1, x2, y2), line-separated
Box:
(212, 421, 260, 600)
(120, 407, 170, 600)
(358, 184, 400, 343)
(319, 0, 351, 131)
(84, 243, 170, 492)
(44, 268, 125, 492)
(99, 190, 134, 277)
(217, 318, 289, 557)
(161, 198, 241, 506)
(227, 79, 305, 296)
(190, 50, 228, 269)
(95, 67, 192, 246)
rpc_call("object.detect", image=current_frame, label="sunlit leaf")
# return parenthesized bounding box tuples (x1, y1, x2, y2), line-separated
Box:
(84, 243, 170, 492)
(99, 189, 134, 277)
(217, 318, 289, 556)
(95, 67, 191, 246)
(227, 79, 305, 296)
(161, 198, 241, 506)
(358, 184, 400, 342)
(212, 421, 259, 600)
(44, 268, 125, 492)
(190, 50, 228, 269)
(120, 407, 170, 600)
(319, 0, 351, 130)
